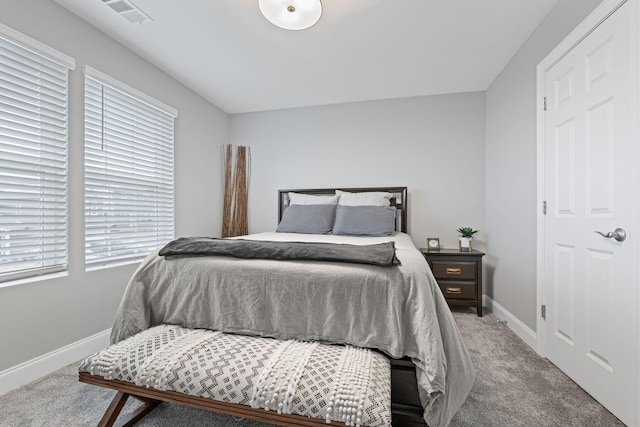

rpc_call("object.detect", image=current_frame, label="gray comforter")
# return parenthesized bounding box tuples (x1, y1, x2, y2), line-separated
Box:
(110, 232, 475, 427)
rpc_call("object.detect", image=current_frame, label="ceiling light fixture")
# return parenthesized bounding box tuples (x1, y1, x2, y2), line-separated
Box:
(258, 0, 322, 31)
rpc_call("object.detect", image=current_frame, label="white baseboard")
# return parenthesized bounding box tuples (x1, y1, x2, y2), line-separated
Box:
(483, 295, 538, 351)
(0, 329, 111, 396)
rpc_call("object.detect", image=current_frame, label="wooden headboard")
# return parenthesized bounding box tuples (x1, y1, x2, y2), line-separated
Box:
(278, 187, 408, 233)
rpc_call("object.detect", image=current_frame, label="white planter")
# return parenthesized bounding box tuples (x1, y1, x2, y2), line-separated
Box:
(459, 237, 472, 251)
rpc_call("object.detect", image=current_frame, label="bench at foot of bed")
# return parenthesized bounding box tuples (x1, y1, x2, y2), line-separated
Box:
(79, 324, 394, 427)
(80, 372, 359, 427)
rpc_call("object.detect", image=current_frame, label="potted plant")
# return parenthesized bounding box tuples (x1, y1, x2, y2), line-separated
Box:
(457, 227, 478, 252)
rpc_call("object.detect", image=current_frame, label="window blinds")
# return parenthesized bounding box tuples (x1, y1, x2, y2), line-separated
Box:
(0, 34, 71, 283)
(84, 71, 175, 267)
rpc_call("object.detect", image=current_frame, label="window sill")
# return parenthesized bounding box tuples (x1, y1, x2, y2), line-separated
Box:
(0, 270, 69, 289)
(85, 258, 143, 273)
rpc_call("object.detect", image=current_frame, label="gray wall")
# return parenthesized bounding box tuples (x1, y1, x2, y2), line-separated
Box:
(484, 0, 604, 330)
(0, 0, 609, 373)
(229, 93, 486, 251)
(0, 0, 228, 371)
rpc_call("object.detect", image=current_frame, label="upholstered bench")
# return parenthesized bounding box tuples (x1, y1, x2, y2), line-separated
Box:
(79, 324, 392, 427)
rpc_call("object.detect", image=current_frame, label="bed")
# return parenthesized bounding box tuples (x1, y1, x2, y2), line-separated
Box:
(107, 187, 475, 427)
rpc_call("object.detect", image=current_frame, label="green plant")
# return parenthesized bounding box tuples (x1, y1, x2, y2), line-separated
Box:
(457, 227, 479, 238)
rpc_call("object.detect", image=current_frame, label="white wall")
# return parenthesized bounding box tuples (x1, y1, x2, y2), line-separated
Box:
(0, 0, 228, 371)
(484, 0, 604, 330)
(229, 93, 486, 250)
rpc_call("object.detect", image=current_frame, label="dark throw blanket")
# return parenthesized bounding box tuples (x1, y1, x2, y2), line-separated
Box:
(159, 237, 400, 266)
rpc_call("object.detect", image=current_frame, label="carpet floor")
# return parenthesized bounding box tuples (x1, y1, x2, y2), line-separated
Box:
(0, 308, 624, 427)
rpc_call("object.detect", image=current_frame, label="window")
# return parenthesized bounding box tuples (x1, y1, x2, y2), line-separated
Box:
(84, 67, 177, 268)
(0, 25, 75, 283)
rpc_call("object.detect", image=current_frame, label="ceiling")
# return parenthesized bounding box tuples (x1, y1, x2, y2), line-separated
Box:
(53, 0, 560, 114)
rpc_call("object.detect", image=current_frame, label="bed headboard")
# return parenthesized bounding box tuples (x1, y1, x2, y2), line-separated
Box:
(278, 187, 408, 233)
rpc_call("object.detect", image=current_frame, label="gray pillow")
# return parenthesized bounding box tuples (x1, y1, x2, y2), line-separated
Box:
(332, 206, 396, 236)
(276, 204, 337, 234)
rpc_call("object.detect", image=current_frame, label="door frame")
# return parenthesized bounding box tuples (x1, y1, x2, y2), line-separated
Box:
(535, 0, 640, 424)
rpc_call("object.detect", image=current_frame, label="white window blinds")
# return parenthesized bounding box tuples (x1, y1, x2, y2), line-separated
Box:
(0, 31, 73, 283)
(84, 68, 176, 267)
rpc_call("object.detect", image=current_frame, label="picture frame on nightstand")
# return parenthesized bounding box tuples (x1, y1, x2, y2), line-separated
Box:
(426, 237, 440, 251)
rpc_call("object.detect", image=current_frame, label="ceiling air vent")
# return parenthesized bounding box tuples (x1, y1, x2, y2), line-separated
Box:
(101, 0, 153, 25)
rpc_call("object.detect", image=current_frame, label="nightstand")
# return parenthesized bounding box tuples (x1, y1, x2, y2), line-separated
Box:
(420, 248, 484, 317)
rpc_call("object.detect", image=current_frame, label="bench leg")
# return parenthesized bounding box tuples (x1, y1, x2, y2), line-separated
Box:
(98, 391, 160, 427)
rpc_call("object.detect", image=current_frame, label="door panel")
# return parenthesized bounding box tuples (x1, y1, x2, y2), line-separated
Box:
(553, 244, 575, 346)
(585, 248, 614, 371)
(554, 119, 576, 216)
(586, 99, 615, 215)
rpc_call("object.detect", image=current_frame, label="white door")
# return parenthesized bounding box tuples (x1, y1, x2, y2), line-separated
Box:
(542, 1, 638, 425)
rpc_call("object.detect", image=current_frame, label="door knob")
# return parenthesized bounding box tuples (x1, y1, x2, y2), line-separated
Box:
(594, 228, 627, 242)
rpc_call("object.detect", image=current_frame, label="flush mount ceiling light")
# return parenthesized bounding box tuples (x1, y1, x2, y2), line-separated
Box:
(258, 0, 322, 31)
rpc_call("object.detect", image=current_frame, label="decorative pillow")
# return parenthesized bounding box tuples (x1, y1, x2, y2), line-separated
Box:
(335, 190, 393, 207)
(276, 204, 337, 234)
(288, 192, 339, 205)
(332, 206, 396, 236)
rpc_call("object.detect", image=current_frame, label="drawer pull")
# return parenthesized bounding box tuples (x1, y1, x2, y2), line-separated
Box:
(446, 287, 462, 294)
(446, 267, 462, 275)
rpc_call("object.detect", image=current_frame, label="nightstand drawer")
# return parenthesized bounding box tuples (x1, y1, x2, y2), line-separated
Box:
(437, 281, 477, 300)
(430, 261, 476, 280)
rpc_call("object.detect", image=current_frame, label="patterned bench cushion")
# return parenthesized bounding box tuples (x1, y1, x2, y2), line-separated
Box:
(79, 325, 391, 427)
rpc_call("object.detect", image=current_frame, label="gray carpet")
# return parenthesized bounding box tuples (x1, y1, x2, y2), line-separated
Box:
(0, 308, 624, 427)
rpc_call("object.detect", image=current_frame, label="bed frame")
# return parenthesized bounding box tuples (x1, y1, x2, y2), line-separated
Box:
(278, 186, 425, 426)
